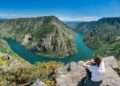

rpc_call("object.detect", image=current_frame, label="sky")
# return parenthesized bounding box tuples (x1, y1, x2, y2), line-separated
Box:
(0, 0, 120, 21)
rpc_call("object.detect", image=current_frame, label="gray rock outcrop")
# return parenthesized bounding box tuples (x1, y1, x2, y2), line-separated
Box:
(31, 79, 46, 86)
(56, 56, 120, 86)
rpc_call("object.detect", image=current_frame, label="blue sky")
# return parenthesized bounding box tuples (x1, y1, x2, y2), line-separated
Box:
(0, 0, 120, 21)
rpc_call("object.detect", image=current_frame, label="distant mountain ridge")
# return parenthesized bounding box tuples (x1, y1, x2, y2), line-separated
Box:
(64, 21, 80, 29)
(0, 16, 77, 57)
(73, 17, 120, 49)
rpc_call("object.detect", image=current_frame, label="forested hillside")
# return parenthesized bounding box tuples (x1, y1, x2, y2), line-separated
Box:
(0, 16, 77, 57)
(74, 17, 120, 57)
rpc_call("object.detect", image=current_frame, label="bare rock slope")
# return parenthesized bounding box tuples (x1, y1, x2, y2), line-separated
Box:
(56, 56, 120, 86)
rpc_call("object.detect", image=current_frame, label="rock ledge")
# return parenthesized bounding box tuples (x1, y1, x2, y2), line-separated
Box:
(56, 56, 120, 86)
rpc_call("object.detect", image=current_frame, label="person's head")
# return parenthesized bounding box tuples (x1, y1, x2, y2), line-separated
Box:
(94, 57, 101, 67)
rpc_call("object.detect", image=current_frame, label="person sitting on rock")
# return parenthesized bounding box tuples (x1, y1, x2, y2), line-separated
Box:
(83, 57, 106, 86)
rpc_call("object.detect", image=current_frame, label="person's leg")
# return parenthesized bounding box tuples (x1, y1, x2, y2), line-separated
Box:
(85, 69, 91, 82)
(86, 69, 91, 79)
(77, 76, 87, 86)
(83, 69, 92, 86)
(86, 80, 102, 86)
(84, 79, 94, 86)
(94, 81, 102, 86)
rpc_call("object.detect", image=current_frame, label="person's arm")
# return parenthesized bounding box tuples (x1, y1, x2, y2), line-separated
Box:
(82, 60, 94, 69)
(82, 61, 90, 69)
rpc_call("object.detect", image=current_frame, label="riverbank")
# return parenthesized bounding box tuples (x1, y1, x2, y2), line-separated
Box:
(6, 33, 93, 64)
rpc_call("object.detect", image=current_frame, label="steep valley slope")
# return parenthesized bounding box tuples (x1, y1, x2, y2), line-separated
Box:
(72, 17, 120, 57)
(0, 16, 77, 57)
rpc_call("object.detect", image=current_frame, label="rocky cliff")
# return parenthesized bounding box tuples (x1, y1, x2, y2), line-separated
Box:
(55, 56, 120, 86)
(0, 16, 77, 57)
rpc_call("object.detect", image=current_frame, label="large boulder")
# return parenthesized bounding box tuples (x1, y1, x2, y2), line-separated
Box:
(56, 61, 86, 86)
(100, 56, 120, 86)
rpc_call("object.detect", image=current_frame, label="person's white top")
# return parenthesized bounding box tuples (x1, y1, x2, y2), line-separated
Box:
(87, 61, 106, 82)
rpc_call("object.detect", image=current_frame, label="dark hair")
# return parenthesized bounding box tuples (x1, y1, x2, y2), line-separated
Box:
(94, 57, 101, 67)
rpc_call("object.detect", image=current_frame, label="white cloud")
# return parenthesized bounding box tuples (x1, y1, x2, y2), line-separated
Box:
(0, 13, 100, 21)
(58, 16, 100, 21)
(0, 13, 38, 18)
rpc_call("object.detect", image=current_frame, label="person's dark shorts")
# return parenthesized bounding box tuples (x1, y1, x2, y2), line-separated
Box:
(85, 78, 102, 86)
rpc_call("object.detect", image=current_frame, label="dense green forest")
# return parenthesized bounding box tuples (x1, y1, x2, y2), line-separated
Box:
(73, 17, 120, 58)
